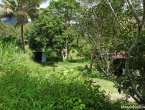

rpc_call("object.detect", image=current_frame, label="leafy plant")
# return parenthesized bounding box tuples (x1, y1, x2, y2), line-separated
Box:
(0, 41, 135, 109)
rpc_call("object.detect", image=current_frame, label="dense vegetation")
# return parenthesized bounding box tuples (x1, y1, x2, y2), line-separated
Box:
(0, 0, 145, 108)
(28, 0, 145, 104)
(0, 40, 136, 109)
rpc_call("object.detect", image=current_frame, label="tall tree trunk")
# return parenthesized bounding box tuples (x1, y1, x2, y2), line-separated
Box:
(61, 48, 67, 61)
(90, 45, 96, 70)
(21, 23, 25, 53)
(61, 39, 68, 61)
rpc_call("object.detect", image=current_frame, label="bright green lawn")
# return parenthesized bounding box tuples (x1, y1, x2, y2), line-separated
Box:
(39, 61, 118, 95)
(92, 78, 118, 94)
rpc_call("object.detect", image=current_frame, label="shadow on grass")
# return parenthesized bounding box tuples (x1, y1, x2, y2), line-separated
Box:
(37, 59, 89, 68)
(75, 66, 113, 81)
(75, 66, 84, 71)
(33, 60, 58, 67)
(40, 61, 57, 67)
(67, 59, 87, 63)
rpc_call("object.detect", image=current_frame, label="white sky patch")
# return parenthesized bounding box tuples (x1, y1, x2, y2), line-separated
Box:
(0, 0, 4, 4)
(40, 0, 50, 8)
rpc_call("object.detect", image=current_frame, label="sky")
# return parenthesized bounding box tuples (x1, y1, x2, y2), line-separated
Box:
(0, 0, 50, 8)
(39, 0, 50, 8)
(0, 0, 4, 4)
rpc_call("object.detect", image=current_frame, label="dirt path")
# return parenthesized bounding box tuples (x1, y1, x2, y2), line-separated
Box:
(90, 78, 135, 102)
(109, 93, 135, 102)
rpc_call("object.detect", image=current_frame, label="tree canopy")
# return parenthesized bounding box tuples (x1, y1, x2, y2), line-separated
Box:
(29, 0, 80, 60)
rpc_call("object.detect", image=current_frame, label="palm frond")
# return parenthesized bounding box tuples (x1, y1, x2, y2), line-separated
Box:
(5, 7, 13, 14)
(0, 6, 13, 14)
(13, 0, 18, 7)
(2, 0, 15, 8)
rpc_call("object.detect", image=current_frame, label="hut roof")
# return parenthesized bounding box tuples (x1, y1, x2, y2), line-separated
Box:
(112, 50, 126, 59)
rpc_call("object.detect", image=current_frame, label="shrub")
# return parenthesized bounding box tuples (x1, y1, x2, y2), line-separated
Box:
(0, 42, 135, 109)
(0, 72, 119, 110)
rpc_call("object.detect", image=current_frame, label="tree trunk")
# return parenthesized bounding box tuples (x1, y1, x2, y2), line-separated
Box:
(90, 45, 96, 70)
(61, 48, 67, 61)
(105, 0, 145, 104)
(62, 39, 68, 61)
(125, 25, 145, 104)
(21, 23, 25, 53)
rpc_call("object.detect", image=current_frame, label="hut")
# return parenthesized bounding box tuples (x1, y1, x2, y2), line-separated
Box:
(112, 51, 126, 77)
(33, 52, 46, 62)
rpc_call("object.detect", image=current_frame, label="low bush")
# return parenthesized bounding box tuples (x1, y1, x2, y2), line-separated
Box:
(0, 42, 135, 109)
(0, 72, 121, 110)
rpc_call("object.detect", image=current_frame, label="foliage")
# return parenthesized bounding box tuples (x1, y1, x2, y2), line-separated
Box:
(0, 0, 44, 20)
(0, 21, 19, 37)
(75, 0, 145, 104)
(28, 0, 80, 60)
(0, 73, 120, 110)
(1, 0, 144, 106)
(0, 0, 46, 53)
(28, 12, 65, 52)
(0, 41, 135, 110)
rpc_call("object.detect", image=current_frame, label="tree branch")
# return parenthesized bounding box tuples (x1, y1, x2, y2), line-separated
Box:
(104, 0, 125, 29)
(104, 0, 144, 103)
(113, 81, 141, 103)
(141, 0, 145, 25)
(126, 0, 141, 24)
(125, 0, 144, 103)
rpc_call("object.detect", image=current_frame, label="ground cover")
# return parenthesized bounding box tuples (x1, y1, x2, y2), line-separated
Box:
(40, 60, 135, 102)
(0, 43, 136, 109)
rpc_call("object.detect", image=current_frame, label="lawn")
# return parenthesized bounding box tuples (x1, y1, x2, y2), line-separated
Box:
(39, 60, 133, 101)
(40, 61, 118, 94)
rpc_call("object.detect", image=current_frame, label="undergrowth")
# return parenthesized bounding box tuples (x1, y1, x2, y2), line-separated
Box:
(0, 41, 135, 109)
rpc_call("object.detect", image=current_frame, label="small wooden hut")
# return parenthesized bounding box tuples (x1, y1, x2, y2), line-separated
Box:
(33, 52, 46, 62)
(112, 51, 126, 77)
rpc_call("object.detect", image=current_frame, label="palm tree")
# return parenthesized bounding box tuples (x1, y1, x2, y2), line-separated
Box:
(0, 0, 47, 53)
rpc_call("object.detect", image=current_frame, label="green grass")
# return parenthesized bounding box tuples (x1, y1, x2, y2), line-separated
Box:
(92, 78, 118, 94)
(0, 42, 136, 109)
(39, 61, 119, 95)
(56, 60, 87, 67)
(33, 60, 118, 95)
(38, 60, 128, 102)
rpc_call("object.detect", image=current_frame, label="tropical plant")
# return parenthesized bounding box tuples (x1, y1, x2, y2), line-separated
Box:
(0, 0, 47, 53)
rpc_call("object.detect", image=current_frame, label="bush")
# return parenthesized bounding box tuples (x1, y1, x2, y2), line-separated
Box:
(0, 72, 119, 110)
(0, 42, 134, 109)
(0, 42, 31, 76)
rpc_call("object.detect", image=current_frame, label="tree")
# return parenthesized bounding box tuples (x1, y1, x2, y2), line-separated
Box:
(76, 0, 125, 70)
(29, 0, 80, 61)
(103, 0, 145, 104)
(0, 0, 46, 53)
(76, 0, 145, 104)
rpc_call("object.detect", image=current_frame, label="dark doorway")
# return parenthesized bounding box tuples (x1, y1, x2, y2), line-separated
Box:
(34, 52, 42, 62)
